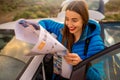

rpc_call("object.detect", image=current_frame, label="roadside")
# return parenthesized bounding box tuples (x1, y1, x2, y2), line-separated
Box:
(0, 0, 120, 24)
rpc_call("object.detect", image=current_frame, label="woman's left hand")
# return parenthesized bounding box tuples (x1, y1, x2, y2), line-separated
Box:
(64, 52, 82, 65)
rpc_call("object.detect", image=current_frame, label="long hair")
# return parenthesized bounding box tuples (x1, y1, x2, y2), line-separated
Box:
(62, 0, 89, 52)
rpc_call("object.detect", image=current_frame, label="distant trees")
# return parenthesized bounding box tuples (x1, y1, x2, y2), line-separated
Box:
(0, 0, 64, 22)
(0, 0, 120, 23)
(104, 0, 120, 20)
(0, 0, 23, 12)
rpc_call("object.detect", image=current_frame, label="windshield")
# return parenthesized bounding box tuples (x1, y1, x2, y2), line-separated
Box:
(0, 29, 32, 80)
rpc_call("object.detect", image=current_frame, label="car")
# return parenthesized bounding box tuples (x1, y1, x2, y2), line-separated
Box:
(0, 20, 120, 80)
(0, 0, 120, 80)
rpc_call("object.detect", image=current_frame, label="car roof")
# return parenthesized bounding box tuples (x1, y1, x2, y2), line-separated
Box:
(0, 19, 40, 30)
(0, 18, 64, 30)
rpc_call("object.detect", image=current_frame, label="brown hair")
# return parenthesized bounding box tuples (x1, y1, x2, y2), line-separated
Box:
(62, 0, 89, 52)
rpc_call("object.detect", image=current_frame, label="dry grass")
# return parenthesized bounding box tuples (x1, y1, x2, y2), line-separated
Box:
(0, 0, 120, 24)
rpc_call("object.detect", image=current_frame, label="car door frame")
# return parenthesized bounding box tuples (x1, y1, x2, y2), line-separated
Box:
(70, 42, 120, 80)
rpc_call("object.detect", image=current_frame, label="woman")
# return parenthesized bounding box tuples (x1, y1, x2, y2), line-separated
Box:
(38, 0, 105, 80)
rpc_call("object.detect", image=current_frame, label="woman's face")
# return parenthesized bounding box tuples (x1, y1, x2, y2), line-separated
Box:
(65, 10, 83, 36)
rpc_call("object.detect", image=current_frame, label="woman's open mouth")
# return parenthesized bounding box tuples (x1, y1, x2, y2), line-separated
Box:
(69, 27, 76, 32)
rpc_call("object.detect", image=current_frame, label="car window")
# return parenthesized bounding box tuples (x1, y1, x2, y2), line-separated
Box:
(71, 42, 120, 80)
(0, 29, 33, 80)
(0, 29, 13, 49)
(88, 45, 120, 80)
(103, 21, 120, 47)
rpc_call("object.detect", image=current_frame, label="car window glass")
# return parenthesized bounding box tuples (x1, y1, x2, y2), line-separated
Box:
(103, 22, 120, 47)
(87, 47, 120, 80)
(0, 30, 13, 49)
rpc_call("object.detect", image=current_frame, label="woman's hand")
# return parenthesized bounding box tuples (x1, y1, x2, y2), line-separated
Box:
(64, 52, 82, 65)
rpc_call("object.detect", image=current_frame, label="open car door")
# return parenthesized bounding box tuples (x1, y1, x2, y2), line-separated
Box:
(70, 42, 120, 80)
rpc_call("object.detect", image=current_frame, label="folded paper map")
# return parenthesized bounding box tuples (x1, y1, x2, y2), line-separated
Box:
(15, 19, 67, 55)
(15, 19, 72, 79)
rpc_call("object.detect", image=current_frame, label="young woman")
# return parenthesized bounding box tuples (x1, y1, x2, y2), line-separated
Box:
(38, 0, 105, 80)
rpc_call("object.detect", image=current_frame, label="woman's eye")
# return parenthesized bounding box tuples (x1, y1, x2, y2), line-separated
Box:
(72, 19, 78, 22)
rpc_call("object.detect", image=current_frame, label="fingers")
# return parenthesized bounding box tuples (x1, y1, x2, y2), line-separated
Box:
(65, 57, 80, 65)
(64, 53, 82, 65)
(65, 53, 78, 59)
